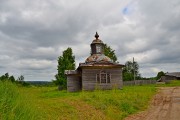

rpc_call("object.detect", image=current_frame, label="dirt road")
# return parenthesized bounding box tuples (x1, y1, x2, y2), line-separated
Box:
(125, 87, 180, 120)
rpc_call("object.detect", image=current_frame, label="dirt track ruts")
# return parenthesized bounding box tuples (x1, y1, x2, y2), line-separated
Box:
(125, 87, 180, 120)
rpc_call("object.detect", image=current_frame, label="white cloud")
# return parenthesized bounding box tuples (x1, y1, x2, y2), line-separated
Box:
(0, 55, 11, 60)
(0, 0, 180, 80)
(125, 38, 148, 52)
(13, 59, 53, 69)
(123, 49, 162, 63)
(151, 67, 161, 73)
(34, 47, 55, 55)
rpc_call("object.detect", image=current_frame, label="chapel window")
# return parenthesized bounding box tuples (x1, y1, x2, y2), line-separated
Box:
(96, 71, 111, 84)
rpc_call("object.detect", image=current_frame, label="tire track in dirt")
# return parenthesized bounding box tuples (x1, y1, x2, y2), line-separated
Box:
(125, 87, 180, 120)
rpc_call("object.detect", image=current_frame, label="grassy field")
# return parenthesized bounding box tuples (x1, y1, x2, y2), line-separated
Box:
(0, 81, 39, 120)
(0, 80, 180, 120)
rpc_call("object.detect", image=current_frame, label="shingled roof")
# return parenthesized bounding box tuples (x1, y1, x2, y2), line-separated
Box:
(165, 72, 180, 77)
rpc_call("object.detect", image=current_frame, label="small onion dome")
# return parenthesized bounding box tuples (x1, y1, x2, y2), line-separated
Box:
(85, 54, 112, 63)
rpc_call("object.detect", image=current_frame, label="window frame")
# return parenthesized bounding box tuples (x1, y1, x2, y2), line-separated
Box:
(96, 45, 101, 53)
(96, 70, 111, 84)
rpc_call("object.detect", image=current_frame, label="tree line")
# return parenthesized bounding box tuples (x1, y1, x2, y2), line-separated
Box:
(0, 73, 29, 86)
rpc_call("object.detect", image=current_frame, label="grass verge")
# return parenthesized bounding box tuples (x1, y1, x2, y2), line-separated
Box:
(156, 80, 180, 87)
(0, 81, 39, 120)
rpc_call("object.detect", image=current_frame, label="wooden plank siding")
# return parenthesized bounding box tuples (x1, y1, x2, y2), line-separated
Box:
(160, 76, 177, 83)
(82, 68, 123, 91)
(67, 76, 81, 92)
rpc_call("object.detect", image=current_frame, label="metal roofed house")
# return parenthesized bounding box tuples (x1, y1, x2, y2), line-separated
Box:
(159, 72, 180, 83)
(65, 32, 124, 92)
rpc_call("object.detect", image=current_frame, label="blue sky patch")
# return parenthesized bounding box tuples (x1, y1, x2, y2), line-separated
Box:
(122, 7, 129, 15)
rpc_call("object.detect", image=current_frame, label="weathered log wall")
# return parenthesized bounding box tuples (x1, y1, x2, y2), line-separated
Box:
(67, 75, 81, 92)
(161, 76, 177, 83)
(82, 68, 123, 90)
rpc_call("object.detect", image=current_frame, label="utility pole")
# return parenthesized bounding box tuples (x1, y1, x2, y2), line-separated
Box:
(133, 57, 136, 85)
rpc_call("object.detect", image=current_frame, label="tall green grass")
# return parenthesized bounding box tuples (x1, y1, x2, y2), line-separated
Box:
(39, 85, 157, 119)
(0, 81, 159, 120)
(80, 86, 157, 119)
(0, 81, 38, 120)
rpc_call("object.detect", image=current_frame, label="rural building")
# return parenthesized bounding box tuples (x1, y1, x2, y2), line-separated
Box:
(159, 72, 180, 83)
(65, 32, 124, 92)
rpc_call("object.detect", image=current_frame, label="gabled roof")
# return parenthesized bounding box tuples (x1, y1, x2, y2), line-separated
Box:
(165, 72, 180, 77)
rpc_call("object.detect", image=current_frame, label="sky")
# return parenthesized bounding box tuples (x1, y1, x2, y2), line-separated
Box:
(0, 0, 180, 81)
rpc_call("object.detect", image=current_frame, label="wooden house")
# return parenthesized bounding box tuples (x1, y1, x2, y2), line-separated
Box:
(65, 32, 124, 92)
(159, 72, 180, 83)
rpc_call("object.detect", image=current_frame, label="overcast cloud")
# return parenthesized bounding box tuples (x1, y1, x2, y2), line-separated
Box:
(0, 0, 180, 81)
